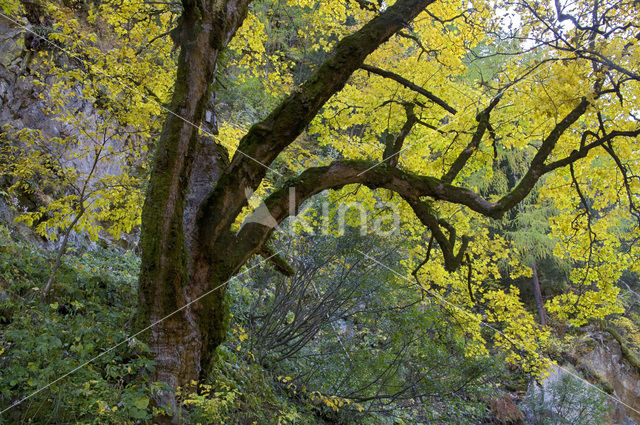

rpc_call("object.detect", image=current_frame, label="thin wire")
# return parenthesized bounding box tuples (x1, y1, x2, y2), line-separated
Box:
(0, 251, 282, 415)
(355, 248, 640, 417)
(0, 12, 282, 177)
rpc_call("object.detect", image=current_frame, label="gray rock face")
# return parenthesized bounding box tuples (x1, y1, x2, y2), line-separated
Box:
(0, 17, 144, 250)
(522, 364, 610, 425)
(0, 18, 25, 67)
(522, 332, 640, 425)
(578, 332, 640, 425)
(0, 18, 56, 136)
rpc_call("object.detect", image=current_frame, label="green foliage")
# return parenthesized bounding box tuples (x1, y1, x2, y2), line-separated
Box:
(0, 0, 22, 16)
(523, 372, 612, 425)
(228, 229, 508, 424)
(0, 224, 340, 424)
(176, 342, 325, 425)
(0, 225, 156, 424)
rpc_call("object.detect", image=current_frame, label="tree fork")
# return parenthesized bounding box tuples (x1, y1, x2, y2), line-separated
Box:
(136, 1, 251, 421)
(137, 1, 435, 421)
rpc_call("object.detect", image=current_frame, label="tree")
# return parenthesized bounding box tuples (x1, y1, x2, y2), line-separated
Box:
(137, 0, 442, 415)
(134, 0, 640, 421)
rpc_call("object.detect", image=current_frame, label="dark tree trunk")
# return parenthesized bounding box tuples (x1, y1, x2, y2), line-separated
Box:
(136, 1, 250, 420)
(531, 260, 547, 327)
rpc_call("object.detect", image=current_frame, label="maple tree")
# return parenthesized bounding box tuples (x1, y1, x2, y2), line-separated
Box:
(1, 0, 640, 422)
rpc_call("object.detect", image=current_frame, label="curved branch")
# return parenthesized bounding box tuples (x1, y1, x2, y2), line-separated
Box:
(404, 198, 470, 271)
(543, 128, 640, 172)
(230, 160, 486, 271)
(196, 0, 436, 249)
(360, 64, 458, 114)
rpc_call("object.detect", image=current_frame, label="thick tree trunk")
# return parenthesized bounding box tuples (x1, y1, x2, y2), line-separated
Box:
(136, 2, 250, 421)
(136, 35, 216, 415)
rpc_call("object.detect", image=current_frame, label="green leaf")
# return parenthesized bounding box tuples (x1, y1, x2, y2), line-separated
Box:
(133, 395, 149, 410)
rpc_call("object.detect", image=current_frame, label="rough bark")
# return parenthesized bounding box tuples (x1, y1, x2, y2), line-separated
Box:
(136, 0, 250, 420)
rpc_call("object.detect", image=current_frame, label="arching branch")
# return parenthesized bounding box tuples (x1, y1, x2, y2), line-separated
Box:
(196, 0, 437, 250)
(360, 64, 458, 114)
(493, 97, 591, 213)
(229, 160, 487, 272)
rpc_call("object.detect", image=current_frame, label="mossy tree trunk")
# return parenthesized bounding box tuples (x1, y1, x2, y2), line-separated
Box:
(136, 0, 250, 419)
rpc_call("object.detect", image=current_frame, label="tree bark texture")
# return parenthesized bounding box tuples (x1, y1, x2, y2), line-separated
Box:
(136, 1, 250, 419)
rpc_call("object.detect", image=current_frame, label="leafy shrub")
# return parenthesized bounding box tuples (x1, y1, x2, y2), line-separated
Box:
(0, 225, 155, 424)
